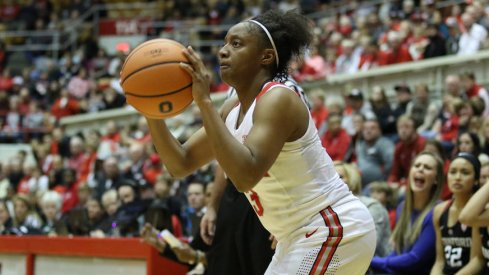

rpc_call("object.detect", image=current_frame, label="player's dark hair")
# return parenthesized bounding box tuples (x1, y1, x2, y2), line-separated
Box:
(251, 10, 313, 81)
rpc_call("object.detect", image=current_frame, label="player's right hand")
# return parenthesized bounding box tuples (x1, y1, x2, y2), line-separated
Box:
(200, 207, 217, 245)
(140, 223, 166, 252)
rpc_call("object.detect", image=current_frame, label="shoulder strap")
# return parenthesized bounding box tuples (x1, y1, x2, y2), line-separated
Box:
(256, 81, 298, 102)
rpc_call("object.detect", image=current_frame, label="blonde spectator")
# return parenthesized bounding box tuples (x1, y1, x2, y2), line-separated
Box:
(370, 151, 444, 274)
(12, 194, 42, 233)
(334, 161, 392, 257)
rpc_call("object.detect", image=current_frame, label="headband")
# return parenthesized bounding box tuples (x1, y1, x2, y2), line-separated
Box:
(453, 152, 481, 180)
(248, 19, 279, 68)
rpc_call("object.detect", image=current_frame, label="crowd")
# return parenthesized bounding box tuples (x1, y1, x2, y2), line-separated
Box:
(1, 0, 489, 274)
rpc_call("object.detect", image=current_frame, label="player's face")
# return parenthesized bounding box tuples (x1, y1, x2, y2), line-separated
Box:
(409, 154, 438, 194)
(447, 158, 477, 194)
(218, 22, 265, 86)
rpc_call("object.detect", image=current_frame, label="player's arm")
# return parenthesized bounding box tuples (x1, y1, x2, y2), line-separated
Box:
(180, 46, 307, 192)
(200, 164, 226, 244)
(196, 88, 307, 192)
(430, 203, 446, 275)
(146, 97, 238, 178)
(454, 226, 484, 275)
(459, 182, 489, 227)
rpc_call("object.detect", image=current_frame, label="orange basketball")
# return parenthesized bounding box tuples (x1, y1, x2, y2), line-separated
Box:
(120, 38, 193, 119)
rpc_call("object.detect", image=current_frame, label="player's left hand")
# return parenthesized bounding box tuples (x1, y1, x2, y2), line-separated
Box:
(180, 46, 212, 105)
(269, 234, 278, 250)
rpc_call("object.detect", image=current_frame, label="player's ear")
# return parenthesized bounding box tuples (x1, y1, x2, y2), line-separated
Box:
(261, 49, 275, 66)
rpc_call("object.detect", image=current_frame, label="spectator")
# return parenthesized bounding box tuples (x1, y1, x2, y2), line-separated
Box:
(388, 115, 426, 188)
(39, 191, 68, 236)
(184, 181, 206, 238)
(456, 131, 482, 158)
(369, 181, 398, 230)
(355, 118, 394, 187)
(461, 72, 489, 117)
(378, 31, 413, 66)
(445, 17, 461, 55)
(123, 142, 150, 189)
(335, 39, 360, 74)
(370, 151, 444, 274)
(406, 83, 441, 133)
(0, 164, 10, 199)
(68, 67, 94, 100)
(0, 199, 12, 235)
(11, 194, 42, 234)
(342, 88, 374, 136)
(321, 112, 350, 161)
(434, 96, 462, 154)
(309, 91, 328, 131)
(67, 136, 90, 181)
(153, 173, 182, 220)
(1, 96, 23, 142)
(102, 87, 125, 110)
(293, 44, 327, 82)
(93, 189, 122, 237)
(50, 88, 81, 121)
(393, 84, 413, 120)
(444, 74, 464, 98)
(91, 156, 124, 199)
(53, 168, 79, 214)
(369, 86, 397, 139)
(431, 153, 483, 274)
(423, 23, 447, 59)
(334, 161, 391, 257)
(458, 12, 487, 56)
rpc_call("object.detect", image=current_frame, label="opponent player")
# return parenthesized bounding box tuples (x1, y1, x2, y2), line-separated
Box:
(146, 10, 375, 274)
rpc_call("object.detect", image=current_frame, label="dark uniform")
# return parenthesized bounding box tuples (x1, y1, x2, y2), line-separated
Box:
(440, 200, 472, 275)
(481, 227, 489, 274)
(205, 180, 273, 275)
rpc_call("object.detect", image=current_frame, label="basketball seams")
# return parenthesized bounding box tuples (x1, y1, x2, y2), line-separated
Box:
(120, 38, 186, 76)
(120, 61, 191, 86)
(127, 93, 194, 119)
(124, 83, 193, 98)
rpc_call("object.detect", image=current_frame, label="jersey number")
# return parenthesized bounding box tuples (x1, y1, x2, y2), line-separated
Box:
(249, 190, 264, 216)
(444, 245, 463, 267)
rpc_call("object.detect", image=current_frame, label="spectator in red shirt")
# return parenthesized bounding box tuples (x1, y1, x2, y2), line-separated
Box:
(310, 92, 328, 131)
(67, 136, 90, 181)
(50, 88, 80, 121)
(388, 115, 426, 188)
(321, 113, 351, 161)
(378, 31, 413, 66)
(461, 72, 489, 116)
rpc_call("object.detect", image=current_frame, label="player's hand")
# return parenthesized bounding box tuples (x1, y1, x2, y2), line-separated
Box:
(200, 206, 217, 245)
(180, 46, 212, 104)
(140, 223, 166, 253)
(269, 234, 278, 250)
(172, 242, 196, 264)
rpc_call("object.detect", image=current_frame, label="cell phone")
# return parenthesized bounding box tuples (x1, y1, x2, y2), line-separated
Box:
(158, 229, 182, 248)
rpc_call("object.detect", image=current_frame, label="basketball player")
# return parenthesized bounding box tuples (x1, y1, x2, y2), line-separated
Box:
(431, 153, 484, 274)
(146, 10, 375, 274)
(459, 165, 489, 274)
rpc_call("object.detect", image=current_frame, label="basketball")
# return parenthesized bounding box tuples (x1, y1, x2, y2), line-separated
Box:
(120, 38, 193, 119)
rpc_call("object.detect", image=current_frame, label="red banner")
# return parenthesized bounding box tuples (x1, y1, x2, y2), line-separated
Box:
(99, 19, 153, 35)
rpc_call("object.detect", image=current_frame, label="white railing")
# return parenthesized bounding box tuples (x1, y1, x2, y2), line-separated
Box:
(59, 49, 489, 135)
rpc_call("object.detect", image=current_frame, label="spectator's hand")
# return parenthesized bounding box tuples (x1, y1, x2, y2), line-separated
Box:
(140, 223, 166, 253)
(269, 234, 278, 250)
(200, 207, 216, 245)
(172, 242, 197, 264)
